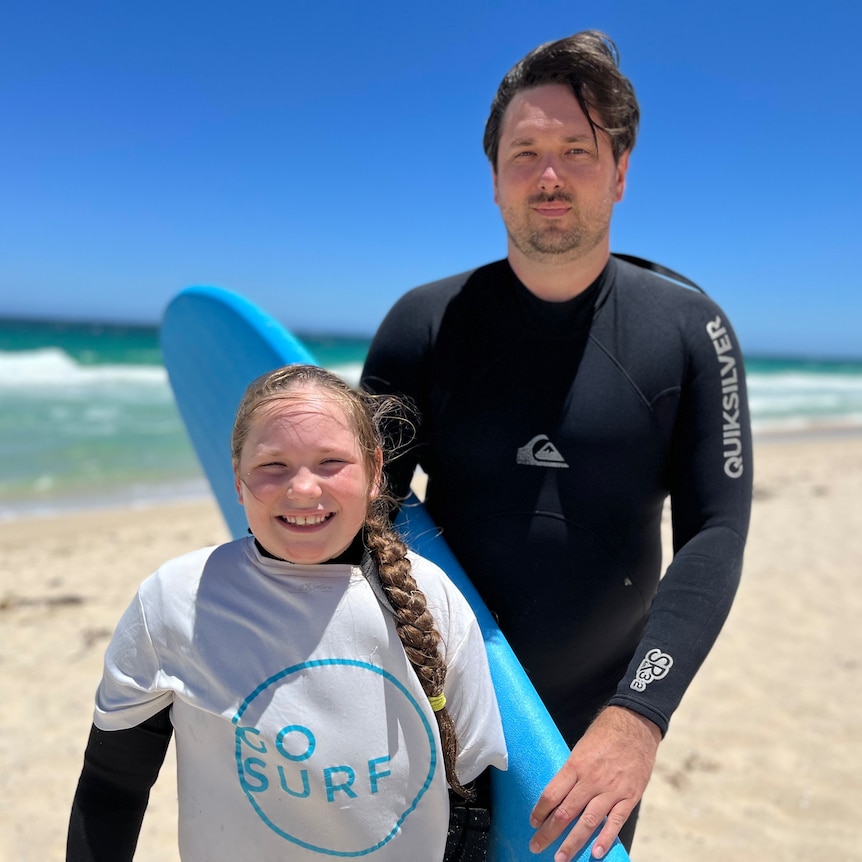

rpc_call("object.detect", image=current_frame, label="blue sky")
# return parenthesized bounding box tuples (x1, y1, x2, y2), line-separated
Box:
(2, 0, 859, 358)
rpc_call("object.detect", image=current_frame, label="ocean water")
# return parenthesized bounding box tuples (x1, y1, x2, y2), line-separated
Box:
(2, 317, 861, 521)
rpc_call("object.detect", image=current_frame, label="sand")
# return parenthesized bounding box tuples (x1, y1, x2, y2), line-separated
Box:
(2, 434, 860, 861)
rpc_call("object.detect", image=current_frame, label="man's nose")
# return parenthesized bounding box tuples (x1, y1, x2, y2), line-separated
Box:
(538, 160, 563, 192)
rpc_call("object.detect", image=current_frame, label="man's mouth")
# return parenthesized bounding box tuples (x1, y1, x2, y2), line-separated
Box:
(534, 204, 570, 217)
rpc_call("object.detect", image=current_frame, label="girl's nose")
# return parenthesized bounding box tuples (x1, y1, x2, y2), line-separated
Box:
(286, 467, 321, 499)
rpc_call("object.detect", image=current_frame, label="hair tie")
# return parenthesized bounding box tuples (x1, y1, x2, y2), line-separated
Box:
(428, 693, 447, 712)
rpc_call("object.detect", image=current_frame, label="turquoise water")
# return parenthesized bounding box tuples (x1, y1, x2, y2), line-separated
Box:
(2, 317, 861, 520)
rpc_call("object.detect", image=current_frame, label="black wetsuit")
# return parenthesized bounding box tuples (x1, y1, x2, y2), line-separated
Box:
(362, 255, 752, 746)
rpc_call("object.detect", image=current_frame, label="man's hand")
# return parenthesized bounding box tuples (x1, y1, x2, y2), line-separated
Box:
(528, 706, 661, 860)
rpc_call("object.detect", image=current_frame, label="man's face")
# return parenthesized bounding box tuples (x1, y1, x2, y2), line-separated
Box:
(493, 83, 629, 265)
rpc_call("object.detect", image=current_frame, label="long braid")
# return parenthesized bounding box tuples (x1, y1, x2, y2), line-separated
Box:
(365, 510, 473, 800)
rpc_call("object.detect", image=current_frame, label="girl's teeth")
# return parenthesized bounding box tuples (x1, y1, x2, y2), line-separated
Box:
(285, 515, 327, 526)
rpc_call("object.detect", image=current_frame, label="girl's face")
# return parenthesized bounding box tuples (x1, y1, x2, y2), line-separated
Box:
(234, 391, 380, 564)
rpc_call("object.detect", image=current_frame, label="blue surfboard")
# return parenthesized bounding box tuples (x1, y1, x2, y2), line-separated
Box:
(161, 284, 630, 862)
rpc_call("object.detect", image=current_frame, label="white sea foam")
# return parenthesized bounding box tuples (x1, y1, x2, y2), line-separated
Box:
(0, 348, 168, 389)
(329, 361, 363, 388)
(747, 369, 862, 433)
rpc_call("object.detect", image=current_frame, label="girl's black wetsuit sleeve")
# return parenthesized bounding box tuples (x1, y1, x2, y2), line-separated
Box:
(66, 707, 172, 861)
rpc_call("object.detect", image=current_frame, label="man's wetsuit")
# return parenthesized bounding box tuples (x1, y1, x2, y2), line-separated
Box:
(362, 255, 752, 746)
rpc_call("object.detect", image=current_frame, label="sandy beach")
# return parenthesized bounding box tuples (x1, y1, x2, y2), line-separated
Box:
(2, 434, 860, 861)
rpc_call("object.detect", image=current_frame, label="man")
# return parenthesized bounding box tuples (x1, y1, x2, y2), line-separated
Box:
(362, 31, 752, 860)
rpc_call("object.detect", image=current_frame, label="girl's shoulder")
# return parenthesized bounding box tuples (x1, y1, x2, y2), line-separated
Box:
(139, 538, 247, 602)
(405, 549, 449, 589)
(405, 550, 477, 627)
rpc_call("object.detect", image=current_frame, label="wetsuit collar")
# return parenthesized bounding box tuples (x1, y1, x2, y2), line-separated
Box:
(252, 531, 366, 565)
(504, 257, 614, 330)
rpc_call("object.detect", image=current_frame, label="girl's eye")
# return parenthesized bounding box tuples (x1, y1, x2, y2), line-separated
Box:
(321, 458, 350, 469)
(254, 462, 291, 473)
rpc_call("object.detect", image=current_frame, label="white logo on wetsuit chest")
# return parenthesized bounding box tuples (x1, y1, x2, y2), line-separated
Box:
(516, 435, 569, 468)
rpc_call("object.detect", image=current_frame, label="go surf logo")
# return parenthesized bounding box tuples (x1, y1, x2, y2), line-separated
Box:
(233, 658, 436, 856)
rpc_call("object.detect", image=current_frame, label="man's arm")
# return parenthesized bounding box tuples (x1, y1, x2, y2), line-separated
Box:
(610, 303, 753, 732)
(527, 300, 753, 860)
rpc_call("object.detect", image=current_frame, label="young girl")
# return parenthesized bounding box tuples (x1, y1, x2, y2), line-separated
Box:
(67, 364, 506, 861)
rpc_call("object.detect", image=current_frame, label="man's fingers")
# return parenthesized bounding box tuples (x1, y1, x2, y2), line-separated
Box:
(528, 792, 603, 857)
(530, 759, 580, 825)
(529, 794, 634, 861)
(529, 795, 583, 849)
(558, 799, 631, 861)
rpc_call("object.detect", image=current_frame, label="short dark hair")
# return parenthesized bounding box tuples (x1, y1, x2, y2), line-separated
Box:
(483, 30, 640, 167)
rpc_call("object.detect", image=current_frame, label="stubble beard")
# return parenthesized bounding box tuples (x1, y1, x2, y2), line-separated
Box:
(503, 193, 610, 263)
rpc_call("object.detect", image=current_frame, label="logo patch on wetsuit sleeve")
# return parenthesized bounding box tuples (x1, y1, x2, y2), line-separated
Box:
(629, 648, 674, 692)
(515, 435, 569, 468)
(705, 316, 745, 479)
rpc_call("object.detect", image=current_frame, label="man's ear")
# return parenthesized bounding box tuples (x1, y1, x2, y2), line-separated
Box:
(234, 467, 244, 505)
(614, 149, 631, 202)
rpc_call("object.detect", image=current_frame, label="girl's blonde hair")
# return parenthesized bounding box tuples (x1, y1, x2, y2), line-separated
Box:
(232, 364, 471, 799)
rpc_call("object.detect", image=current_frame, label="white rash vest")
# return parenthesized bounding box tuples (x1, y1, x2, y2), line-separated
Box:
(94, 537, 507, 861)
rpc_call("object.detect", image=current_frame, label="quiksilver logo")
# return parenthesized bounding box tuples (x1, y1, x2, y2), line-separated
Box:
(516, 435, 569, 468)
(706, 316, 744, 479)
(629, 648, 674, 692)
